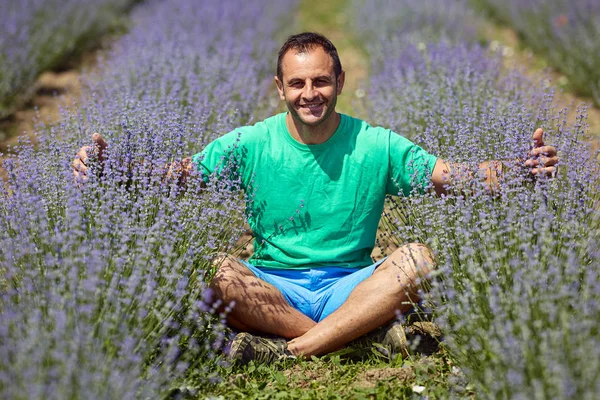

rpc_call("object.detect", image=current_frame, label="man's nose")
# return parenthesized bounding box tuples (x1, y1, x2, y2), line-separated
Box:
(302, 82, 317, 99)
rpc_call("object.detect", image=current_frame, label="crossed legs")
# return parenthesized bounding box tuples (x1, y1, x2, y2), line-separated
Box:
(209, 243, 435, 358)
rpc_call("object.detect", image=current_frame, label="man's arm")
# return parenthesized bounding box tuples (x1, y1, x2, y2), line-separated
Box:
(72, 133, 194, 186)
(430, 128, 559, 196)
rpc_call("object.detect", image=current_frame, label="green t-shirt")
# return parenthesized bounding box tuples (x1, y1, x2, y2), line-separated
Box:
(192, 112, 437, 270)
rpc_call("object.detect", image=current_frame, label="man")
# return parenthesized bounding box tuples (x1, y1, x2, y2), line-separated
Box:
(73, 32, 558, 364)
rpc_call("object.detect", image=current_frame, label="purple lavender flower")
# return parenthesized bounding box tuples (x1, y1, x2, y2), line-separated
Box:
(0, 0, 298, 397)
(0, 0, 138, 118)
(356, 1, 600, 398)
(472, 0, 600, 105)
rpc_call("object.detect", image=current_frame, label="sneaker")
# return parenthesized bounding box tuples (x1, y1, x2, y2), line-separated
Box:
(228, 332, 295, 365)
(404, 321, 442, 355)
(348, 320, 409, 358)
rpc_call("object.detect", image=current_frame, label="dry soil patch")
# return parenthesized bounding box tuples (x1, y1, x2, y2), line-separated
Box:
(353, 366, 416, 389)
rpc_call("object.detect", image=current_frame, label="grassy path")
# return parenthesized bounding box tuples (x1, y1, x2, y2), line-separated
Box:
(296, 0, 369, 119)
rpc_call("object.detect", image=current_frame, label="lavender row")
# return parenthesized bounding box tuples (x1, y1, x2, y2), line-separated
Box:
(353, 0, 484, 59)
(354, 0, 600, 398)
(471, 0, 600, 106)
(0, 0, 298, 397)
(0, 0, 139, 119)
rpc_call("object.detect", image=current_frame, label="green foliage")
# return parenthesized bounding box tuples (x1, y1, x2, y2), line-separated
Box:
(194, 349, 472, 399)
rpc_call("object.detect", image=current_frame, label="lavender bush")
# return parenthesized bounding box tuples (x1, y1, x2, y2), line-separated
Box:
(355, 1, 600, 398)
(1, 141, 243, 398)
(471, 0, 600, 106)
(0, 0, 298, 397)
(353, 0, 483, 60)
(0, 0, 139, 119)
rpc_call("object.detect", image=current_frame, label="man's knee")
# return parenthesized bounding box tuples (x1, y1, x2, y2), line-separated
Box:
(209, 254, 250, 291)
(404, 242, 435, 272)
(382, 242, 436, 283)
(211, 252, 237, 270)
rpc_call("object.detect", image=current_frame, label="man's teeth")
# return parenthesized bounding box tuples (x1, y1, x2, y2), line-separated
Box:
(306, 104, 322, 109)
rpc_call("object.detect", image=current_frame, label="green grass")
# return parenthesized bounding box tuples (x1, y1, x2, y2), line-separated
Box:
(188, 321, 464, 399)
(200, 349, 471, 399)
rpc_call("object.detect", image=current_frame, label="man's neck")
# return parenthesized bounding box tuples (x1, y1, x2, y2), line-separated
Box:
(286, 112, 341, 145)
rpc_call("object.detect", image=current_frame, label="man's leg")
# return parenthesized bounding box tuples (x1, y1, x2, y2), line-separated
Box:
(209, 255, 316, 339)
(286, 243, 435, 357)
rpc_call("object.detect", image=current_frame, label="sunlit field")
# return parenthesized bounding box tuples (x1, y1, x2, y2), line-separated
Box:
(1, 0, 598, 398)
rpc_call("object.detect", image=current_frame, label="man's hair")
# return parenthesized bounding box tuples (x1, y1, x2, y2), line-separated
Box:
(276, 32, 343, 81)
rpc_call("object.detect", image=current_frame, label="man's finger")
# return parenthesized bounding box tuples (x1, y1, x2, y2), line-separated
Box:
(165, 160, 179, 180)
(531, 166, 557, 176)
(73, 167, 88, 182)
(72, 158, 87, 172)
(525, 155, 558, 168)
(532, 128, 544, 148)
(92, 132, 108, 162)
(529, 145, 556, 158)
(78, 145, 91, 165)
(72, 158, 88, 182)
(180, 157, 193, 173)
(73, 145, 92, 170)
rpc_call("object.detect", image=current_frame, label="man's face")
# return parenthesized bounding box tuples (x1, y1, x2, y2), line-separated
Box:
(275, 46, 345, 127)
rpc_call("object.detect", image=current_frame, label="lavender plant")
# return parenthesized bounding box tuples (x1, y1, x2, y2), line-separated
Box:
(353, 0, 483, 60)
(355, 1, 600, 398)
(1, 139, 243, 398)
(366, 42, 547, 161)
(0, 0, 138, 119)
(471, 0, 600, 105)
(0, 0, 298, 397)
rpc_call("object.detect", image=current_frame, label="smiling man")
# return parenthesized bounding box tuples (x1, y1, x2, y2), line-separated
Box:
(73, 32, 558, 364)
(275, 43, 343, 141)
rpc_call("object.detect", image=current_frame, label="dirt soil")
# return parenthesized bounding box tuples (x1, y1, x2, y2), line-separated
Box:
(0, 50, 101, 181)
(278, 359, 419, 390)
(0, 51, 101, 151)
(353, 366, 416, 388)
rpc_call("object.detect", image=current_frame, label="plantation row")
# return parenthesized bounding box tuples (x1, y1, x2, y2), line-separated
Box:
(0, 0, 298, 398)
(354, 0, 599, 398)
(471, 0, 600, 106)
(2, 0, 600, 122)
(0, 0, 139, 119)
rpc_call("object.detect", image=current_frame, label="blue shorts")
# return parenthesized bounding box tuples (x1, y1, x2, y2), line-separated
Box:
(241, 259, 386, 322)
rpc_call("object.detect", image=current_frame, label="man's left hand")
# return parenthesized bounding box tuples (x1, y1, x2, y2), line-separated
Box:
(164, 157, 193, 186)
(525, 128, 558, 177)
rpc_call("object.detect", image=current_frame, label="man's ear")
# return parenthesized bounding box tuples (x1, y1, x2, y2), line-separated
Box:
(274, 76, 285, 100)
(336, 70, 346, 95)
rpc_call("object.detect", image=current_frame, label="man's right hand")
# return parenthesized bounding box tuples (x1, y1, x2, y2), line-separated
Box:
(73, 133, 194, 187)
(72, 132, 108, 182)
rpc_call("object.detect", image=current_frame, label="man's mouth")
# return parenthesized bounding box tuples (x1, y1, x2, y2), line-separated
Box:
(301, 103, 324, 110)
